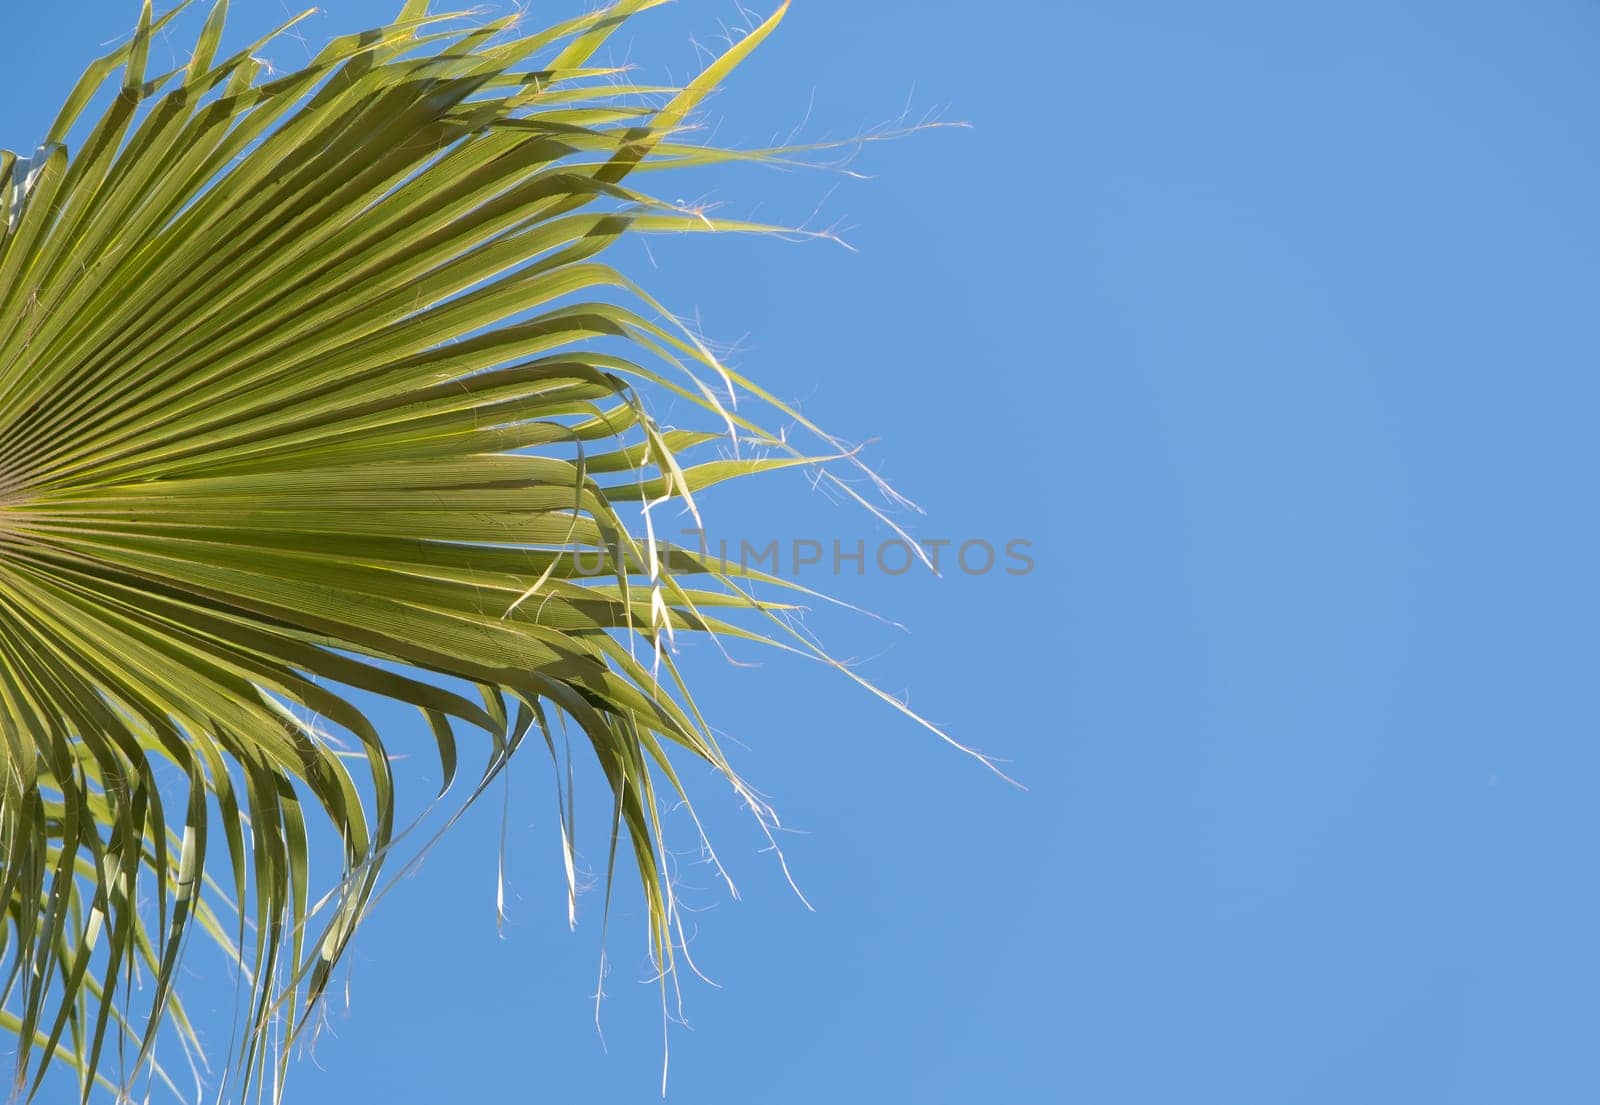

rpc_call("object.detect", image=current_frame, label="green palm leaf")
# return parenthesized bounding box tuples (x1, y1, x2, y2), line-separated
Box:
(0, 2, 984, 1099)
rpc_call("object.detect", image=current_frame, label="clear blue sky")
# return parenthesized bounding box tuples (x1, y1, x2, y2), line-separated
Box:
(7, 1, 1600, 1102)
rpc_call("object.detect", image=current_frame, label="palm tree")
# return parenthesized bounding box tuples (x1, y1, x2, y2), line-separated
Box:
(0, 1, 986, 1100)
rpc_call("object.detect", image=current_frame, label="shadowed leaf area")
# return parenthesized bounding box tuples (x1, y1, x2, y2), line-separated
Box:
(0, 1, 983, 1100)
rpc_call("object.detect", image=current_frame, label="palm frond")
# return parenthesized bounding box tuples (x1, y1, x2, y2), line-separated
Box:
(0, 1, 975, 1099)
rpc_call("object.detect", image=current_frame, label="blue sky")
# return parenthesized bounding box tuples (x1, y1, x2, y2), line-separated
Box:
(6, 1, 1600, 1102)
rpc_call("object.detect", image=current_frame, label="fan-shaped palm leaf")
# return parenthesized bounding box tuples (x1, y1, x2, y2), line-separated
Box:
(0, 2, 978, 1100)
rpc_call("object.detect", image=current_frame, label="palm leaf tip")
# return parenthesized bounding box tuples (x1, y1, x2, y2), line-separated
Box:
(0, 1, 966, 1099)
